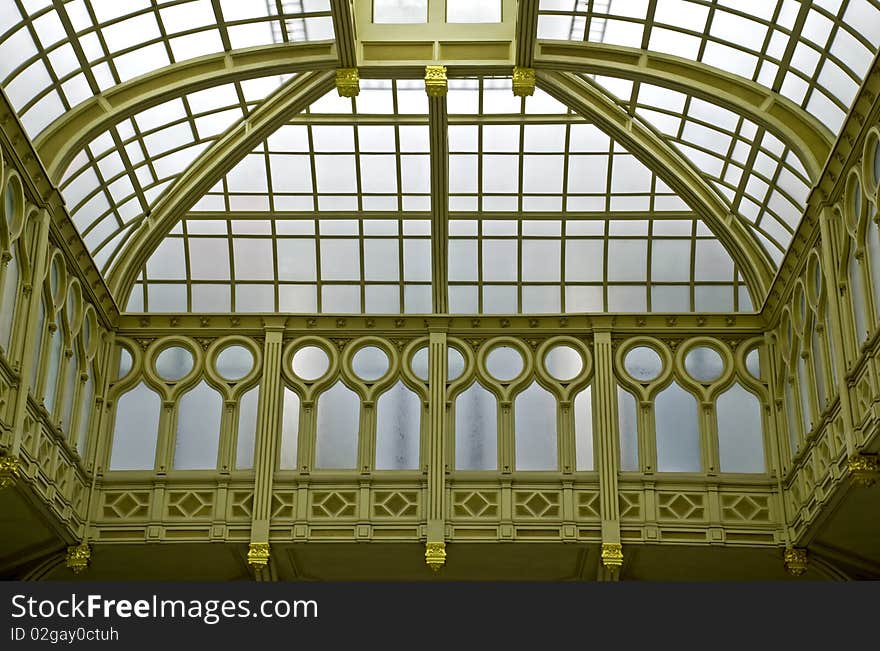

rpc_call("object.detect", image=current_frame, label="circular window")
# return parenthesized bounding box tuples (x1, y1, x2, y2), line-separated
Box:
(155, 346, 193, 381)
(808, 255, 822, 304)
(544, 345, 583, 381)
(215, 345, 254, 381)
(49, 256, 61, 302)
(411, 346, 466, 382)
(292, 345, 330, 381)
(847, 173, 862, 229)
(485, 346, 523, 382)
(2, 174, 23, 235)
(624, 346, 663, 382)
(873, 135, 880, 187)
(685, 346, 724, 383)
(746, 348, 761, 380)
(352, 346, 389, 381)
(117, 347, 133, 380)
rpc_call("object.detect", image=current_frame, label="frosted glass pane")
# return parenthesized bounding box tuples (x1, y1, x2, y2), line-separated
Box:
(352, 346, 389, 381)
(109, 382, 160, 470)
(515, 382, 558, 470)
(155, 346, 193, 381)
(624, 346, 662, 382)
(867, 219, 880, 314)
(60, 354, 79, 433)
(486, 346, 523, 381)
(849, 252, 868, 344)
(411, 346, 466, 382)
(235, 387, 259, 470)
(315, 381, 359, 469)
(785, 380, 799, 457)
(375, 381, 420, 470)
(216, 345, 253, 381)
(279, 388, 300, 469)
(117, 347, 133, 379)
(811, 329, 827, 409)
(797, 355, 813, 433)
(43, 327, 62, 413)
(874, 138, 880, 185)
(575, 387, 594, 471)
(447, 0, 500, 22)
(717, 384, 765, 473)
(30, 301, 44, 392)
(76, 371, 94, 455)
(746, 348, 761, 379)
(455, 383, 497, 470)
(292, 345, 330, 381)
(655, 382, 701, 472)
(174, 381, 222, 469)
(374, 0, 427, 23)
(685, 346, 724, 382)
(618, 387, 639, 471)
(544, 345, 582, 381)
(0, 254, 18, 351)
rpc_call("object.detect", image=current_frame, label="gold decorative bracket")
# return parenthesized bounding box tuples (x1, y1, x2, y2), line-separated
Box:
(66, 543, 91, 574)
(247, 542, 271, 572)
(335, 68, 360, 97)
(424, 66, 448, 97)
(425, 542, 446, 572)
(601, 542, 624, 571)
(512, 67, 536, 97)
(0, 455, 21, 489)
(784, 548, 808, 576)
(847, 453, 879, 487)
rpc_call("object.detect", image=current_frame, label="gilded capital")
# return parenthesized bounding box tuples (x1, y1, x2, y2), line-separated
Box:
(335, 68, 360, 98)
(783, 547, 808, 576)
(424, 65, 448, 97)
(66, 543, 91, 574)
(425, 541, 446, 571)
(512, 67, 536, 97)
(847, 453, 879, 487)
(0, 455, 21, 489)
(601, 542, 624, 571)
(247, 542, 271, 571)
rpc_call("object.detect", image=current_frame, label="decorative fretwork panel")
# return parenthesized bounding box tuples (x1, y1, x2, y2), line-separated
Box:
(101, 491, 151, 520)
(720, 494, 771, 523)
(513, 490, 561, 519)
(575, 491, 600, 519)
(451, 490, 500, 519)
(371, 491, 419, 519)
(310, 490, 358, 519)
(618, 492, 643, 521)
(165, 491, 215, 519)
(271, 491, 297, 520)
(657, 492, 706, 521)
(227, 491, 254, 521)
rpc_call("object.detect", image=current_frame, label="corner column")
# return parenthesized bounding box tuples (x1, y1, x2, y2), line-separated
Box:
(425, 330, 448, 571)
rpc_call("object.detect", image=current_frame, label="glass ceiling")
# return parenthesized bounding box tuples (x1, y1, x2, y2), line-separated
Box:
(0, 0, 877, 315)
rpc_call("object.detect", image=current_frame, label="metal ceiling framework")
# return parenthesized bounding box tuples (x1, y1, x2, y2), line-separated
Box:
(1, 0, 876, 314)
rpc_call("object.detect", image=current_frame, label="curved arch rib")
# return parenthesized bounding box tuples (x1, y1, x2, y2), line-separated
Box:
(537, 70, 774, 300)
(106, 70, 337, 301)
(534, 40, 833, 181)
(35, 41, 338, 181)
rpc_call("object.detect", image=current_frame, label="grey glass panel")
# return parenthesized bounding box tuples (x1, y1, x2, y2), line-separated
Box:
(618, 387, 639, 471)
(216, 345, 253, 381)
(624, 346, 662, 382)
(174, 381, 222, 469)
(850, 251, 868, 344)
(0, 253, 18, 351)
(411, 346, 465, 382)
(785, 380, 799, 458)
(49, 257, 60, 299)
(544, 345, 582, 381)
(76, 371, 94, 455)
(515, 382, 558, 470)
(811, 329, 827, 410)
(235, 386, 259, 470)
(745, 348, 761, 379)
(279, 387, 301, 470)
(109, 382, 160, 470)
(575, 387, 594, 471)
(717, 384, 765, 473)
(455, 383, 497, 470)
(43, 327, 62, 414)
(797, 355, 813, 434)
(685, 346, 724, 382)
(315, 381, 360, 469)
(292, 345, 330, 381)
(447, 0, 501, 22)
(874, 138, 880, 185)
(375, 381, 421, 470)
(61, 354, 79, 433)
(868, 219, 880, 314)
(485, 345, 523, 381)
(3, 183, 13, 227)
(352, 345, 389, 381)
(29, 301, 44, 392)
(155, 346, 193, 381)
(374, 0, 427, 23)
(655, 382, 701, 472)
(118, 348, 133, 380)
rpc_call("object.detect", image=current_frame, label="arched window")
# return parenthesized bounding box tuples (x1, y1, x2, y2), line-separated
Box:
(455, 382, 497, 470)
(514, 381, 557, 470)
(716, 384, 765, 473)
(109, 383, 160, 471)
(655, 382, 700, 472)
(315, 381, 360, 469)
(375, 381, 421, 470)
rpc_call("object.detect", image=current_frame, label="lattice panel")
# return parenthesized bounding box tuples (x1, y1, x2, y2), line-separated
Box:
(271, 491, 297, 519)
(451, 490, 499, 519)
(657, 492, 706, 521)
(720, 494, 771, 523)
(227, 491, 254, 520)
(618, 492, 643, 520)
(310, 490, 357, 519)
(102, 491, 151, 519)
(513, 490, 561, 519)
(372, 491, 419, 519)
(575, 491, 600, 519)
(165, 491, 214, 519)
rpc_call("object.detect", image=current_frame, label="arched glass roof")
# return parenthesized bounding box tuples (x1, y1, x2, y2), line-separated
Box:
(0, 0, 877, 315)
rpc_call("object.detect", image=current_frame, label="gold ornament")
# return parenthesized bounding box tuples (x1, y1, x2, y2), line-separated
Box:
(783, 548, 808, 576)
(247, 542, 270, 571)
(512, 67, 536, 97)
(424, 66, 448, 97)
(0, 455, 21, 489)
(601, 542, 624, 570)
(66, 543, 91, 574)
(847, 454, 879, 487)
(335, 68, 360, 98)
(425, 541, 447, 571)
